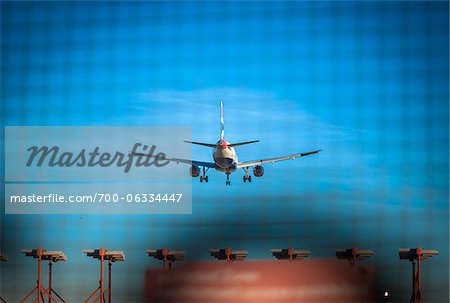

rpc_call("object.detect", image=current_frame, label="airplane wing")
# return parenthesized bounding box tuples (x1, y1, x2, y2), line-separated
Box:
(236, 150, 321, 168)
(131, 153, 215, 168)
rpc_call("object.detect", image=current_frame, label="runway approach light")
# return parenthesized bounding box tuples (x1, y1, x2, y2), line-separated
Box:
(83, 249, 125, 262)
(399, 247, 438, 261)
(382, 291, 390, 302)
(399, 247, 438, 303)
(209, 248, 248, 262)
(83, 248, 125, 303)
(271, 247, 311, 261)
(20, 248, 67, 303)
(146, 249, 185, 272)
(335, 248, 374, 266)
(22, 249, 67, 262)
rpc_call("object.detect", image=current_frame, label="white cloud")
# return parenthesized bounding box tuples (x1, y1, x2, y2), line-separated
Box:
(129, 87, 354, 143)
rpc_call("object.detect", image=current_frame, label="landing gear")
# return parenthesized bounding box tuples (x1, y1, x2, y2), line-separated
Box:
(243, 175, 252, 183)
(199, 167, 209, 183)
(226, 173, 231, 186)
(242, 167, 252, 183)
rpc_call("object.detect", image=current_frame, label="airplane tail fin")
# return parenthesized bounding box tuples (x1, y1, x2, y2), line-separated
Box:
(183, 102, 259, 148)
(220, 101, 225, 141)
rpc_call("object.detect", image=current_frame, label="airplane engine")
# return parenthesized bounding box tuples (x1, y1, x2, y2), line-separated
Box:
(253, 165, 264, 177)
(190, 165, 200, 177)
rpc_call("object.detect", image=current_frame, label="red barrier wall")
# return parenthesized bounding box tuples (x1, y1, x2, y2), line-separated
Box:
(144, 259, 375, 302)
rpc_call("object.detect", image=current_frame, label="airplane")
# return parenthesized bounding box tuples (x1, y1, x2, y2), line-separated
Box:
(136, 102, 321, 185)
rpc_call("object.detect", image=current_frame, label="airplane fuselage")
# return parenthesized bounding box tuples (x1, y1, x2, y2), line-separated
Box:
(212, 140, 238, 174)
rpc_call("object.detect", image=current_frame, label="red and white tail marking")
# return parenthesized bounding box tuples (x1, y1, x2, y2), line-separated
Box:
(220, 101, 225, 141)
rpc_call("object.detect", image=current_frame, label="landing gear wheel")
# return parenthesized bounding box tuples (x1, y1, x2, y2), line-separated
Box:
(242, 167, 252, 184)
(199, 167, 209, 184)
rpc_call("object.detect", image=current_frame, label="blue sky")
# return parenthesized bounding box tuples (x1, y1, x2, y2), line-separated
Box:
(1, 1, 448, 302)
